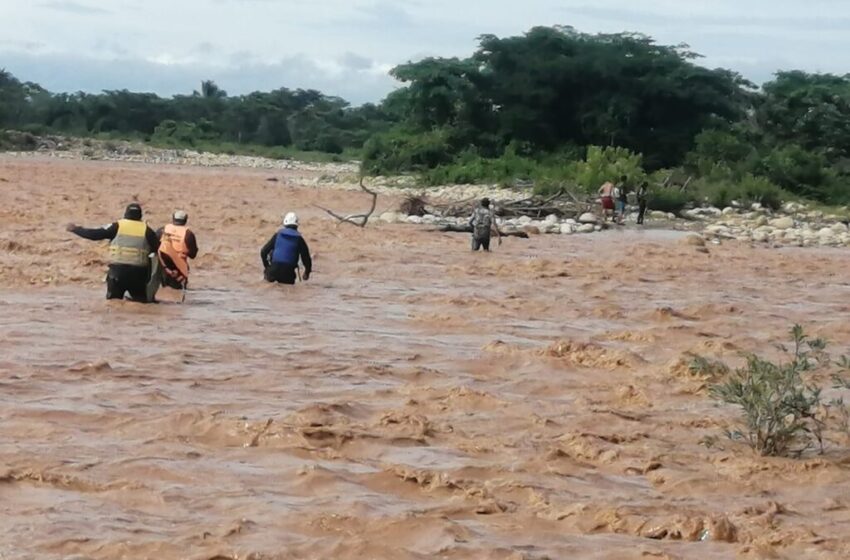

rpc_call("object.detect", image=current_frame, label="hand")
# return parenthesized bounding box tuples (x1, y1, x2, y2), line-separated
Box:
(303, 270, 310, 281)
(65, 223, 77, 232)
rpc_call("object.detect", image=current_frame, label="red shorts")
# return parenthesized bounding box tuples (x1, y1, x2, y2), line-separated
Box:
(601, 196, 614, 210)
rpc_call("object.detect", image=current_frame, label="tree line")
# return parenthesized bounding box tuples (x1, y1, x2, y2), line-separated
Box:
(2, 25, 849, 205)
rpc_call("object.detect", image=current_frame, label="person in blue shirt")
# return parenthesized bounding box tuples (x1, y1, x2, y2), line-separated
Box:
(260, 212, 312, 284)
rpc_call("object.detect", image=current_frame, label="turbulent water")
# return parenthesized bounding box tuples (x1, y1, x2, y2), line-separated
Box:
(1, 156, 850, 559)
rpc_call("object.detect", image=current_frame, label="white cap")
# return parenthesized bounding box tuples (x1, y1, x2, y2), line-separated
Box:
(173, 210, 188, 223)
(283, 212, 299, 227)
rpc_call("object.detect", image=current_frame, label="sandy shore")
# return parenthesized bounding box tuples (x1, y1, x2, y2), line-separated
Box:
(1, 156, 849, 559)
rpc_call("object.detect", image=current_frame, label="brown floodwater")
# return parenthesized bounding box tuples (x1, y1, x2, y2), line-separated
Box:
(1, 156, 850, 559)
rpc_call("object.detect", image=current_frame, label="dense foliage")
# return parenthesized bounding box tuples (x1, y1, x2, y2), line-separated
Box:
(2, 25, 850, 203)
(0, 72, 393, 156)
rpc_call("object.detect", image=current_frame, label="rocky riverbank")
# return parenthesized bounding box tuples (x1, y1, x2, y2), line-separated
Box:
(3, 132, 848, 247)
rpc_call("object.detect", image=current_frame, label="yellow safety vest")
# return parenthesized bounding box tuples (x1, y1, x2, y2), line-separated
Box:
(109, 219, 150, 267)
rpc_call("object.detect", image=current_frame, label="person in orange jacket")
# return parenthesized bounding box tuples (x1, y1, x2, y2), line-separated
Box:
(157, 210, 199, 289)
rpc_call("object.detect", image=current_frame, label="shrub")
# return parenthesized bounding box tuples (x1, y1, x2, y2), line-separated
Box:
(648, 188, 694, 215)
(710, 326, 830, 457)
(574, 145, 647, 192)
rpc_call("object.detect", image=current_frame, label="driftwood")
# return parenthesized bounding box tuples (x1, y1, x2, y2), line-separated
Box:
(434, 224, 529, 238)
(419, 188, 592, 221)
(315, 177, 378, 227)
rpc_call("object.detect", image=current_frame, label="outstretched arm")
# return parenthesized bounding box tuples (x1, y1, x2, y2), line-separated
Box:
(66, 222, 118, 241)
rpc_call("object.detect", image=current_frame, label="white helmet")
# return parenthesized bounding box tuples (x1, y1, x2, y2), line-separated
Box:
(283, 212, 299, 227)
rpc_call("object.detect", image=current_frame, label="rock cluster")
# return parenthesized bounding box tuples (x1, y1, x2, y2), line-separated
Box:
(693, 203, 850, 248)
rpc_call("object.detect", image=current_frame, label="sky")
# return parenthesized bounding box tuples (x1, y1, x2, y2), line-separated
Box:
(1, 0, 849, 104)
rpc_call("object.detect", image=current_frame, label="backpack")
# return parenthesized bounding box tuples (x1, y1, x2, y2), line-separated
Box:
(473, 207, 493, 237)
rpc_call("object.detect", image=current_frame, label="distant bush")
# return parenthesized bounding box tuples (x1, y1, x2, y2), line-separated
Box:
(695, 175, 790, 210)
(648, 188, 694, 215)
(574, 145, 647, 192)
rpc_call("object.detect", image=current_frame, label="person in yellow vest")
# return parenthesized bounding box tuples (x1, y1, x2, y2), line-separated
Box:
(66, 203, 160, 302)
(156, 210, 199, 290)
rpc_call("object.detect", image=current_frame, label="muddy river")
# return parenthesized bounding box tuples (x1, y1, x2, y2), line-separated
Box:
(1, 156, 849, 559)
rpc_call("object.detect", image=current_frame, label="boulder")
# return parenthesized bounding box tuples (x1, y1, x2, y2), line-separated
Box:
(682, 234, 706, 247)
(565, 218, 577, 225)
(722, 207, 736, 215)
(752, 230, 770, 243)
(523, 225, 541, 235)
(517, 215, 533, 225)
(406, 215, 423, 224)
(559, 223, 575, 235)
(650, 211, 668, 220)
(754, 216, 769, 227)
(379, 212, 400, 223)
(578, 212, 598, 224)
(577, 224, 595, 234)
(831, 222, 849, 234)
(769, 217, 794, 230)
(544, 214, 559, 224)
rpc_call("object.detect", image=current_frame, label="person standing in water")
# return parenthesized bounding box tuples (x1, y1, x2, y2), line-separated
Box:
(157, 210, 199, 290)
(261, 212, 312, 285)
(469, 198, 501, 252)
(66, 203, 160, 302)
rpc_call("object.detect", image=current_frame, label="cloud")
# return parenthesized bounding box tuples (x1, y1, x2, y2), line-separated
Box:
(38, 1, 111, 15)
(0, 50, 399, 104)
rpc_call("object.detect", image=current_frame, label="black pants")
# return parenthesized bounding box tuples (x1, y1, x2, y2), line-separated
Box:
(106, 264, 150, 302)
(264, 263, 297, 285)
(472, 235, 491, 252)
(637, 201, 647, 224)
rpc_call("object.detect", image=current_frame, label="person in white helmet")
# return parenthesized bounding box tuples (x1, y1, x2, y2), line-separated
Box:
(260, 212, 312, 284)
(156, 210, 199, 290)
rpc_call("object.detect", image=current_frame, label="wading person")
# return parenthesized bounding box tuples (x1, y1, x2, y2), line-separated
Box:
(157, 210, 198, 290)
(469, 198, 501, 252)
(66, 203, 160, 302)
(636, 181, 649, 225)
(261, 212, 312, 284)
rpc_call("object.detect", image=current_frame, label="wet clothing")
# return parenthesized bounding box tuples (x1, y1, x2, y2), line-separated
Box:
(264, 263, 299, 285)
(469, 206, 495, 251)
(106, 265, 151, 301)
(472, 236, 491, 252)
(71, 220, 159, 302)
(156, 225, 198, 289)
(260, 226, 312, 284)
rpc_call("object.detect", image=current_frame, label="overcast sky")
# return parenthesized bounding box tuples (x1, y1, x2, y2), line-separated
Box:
(1, 0, 848, 104)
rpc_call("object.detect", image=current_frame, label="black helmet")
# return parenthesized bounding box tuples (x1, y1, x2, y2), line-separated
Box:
(124, 203, 142, 220)
(481, 197, 490, 208)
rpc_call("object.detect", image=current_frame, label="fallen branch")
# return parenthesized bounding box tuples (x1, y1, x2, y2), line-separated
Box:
(315, 177, 378, 227)
(434, 224, 530, 238)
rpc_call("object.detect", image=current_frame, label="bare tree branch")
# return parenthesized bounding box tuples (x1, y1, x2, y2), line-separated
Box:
(315, 177, 378, 228)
